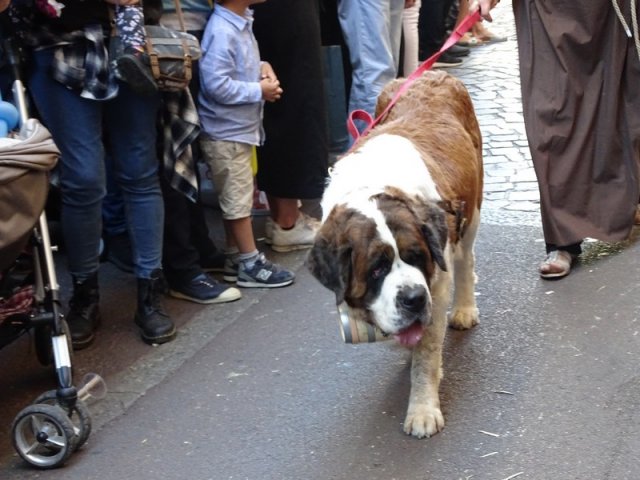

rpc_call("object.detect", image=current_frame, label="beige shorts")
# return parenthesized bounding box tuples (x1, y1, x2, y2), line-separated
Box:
(200, 137, 254, 220)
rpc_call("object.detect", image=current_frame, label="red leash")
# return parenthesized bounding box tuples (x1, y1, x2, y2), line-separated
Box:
(346, 10, 482, 144)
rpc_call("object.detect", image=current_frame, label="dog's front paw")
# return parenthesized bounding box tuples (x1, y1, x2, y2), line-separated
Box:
(449, 307, 479, 330)
(403, 405, 444, 438)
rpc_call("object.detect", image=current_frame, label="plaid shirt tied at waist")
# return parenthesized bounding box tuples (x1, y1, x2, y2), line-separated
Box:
(7, 5, 118, 100)
(159, 89, 201, 202)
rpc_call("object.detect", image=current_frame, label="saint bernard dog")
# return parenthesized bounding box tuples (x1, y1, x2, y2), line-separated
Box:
(307, 70, 483, 439)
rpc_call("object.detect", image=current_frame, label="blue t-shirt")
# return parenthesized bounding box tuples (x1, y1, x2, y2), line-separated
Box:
(198, 5, 264, 145)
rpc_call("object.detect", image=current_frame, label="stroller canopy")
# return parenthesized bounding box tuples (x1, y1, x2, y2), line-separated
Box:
(0, 118, 59, 272)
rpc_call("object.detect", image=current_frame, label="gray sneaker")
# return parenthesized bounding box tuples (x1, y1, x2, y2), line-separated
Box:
(237, 253, 295, 288)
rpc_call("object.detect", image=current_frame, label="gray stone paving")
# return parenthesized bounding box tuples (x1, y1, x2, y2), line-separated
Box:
(447, 0, 542, 227)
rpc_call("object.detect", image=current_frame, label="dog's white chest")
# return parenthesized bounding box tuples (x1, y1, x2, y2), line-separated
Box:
(322, 134, 440, 219)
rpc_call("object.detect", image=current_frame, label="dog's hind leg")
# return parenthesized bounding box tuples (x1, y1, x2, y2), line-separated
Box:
(403, 266, 451, 438)
(449, 210, 480, 330)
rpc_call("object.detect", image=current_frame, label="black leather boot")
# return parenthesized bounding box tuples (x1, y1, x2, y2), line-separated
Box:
(67, 273, 100, 350)
(134, 269, 176, 345)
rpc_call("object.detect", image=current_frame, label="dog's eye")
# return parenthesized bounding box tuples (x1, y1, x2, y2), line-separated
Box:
(371, 266, 387, 279)
(370, 257, 391, 280)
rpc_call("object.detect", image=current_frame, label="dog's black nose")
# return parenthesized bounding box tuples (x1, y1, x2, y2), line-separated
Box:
(398, 285, 427, 313)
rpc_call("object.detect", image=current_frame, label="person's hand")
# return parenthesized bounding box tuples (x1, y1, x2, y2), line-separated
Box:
(260, 78, 283, 103)
(470, 0, 499, 22)
(404, 0, 416, 8)
(260, 61, 278, 83)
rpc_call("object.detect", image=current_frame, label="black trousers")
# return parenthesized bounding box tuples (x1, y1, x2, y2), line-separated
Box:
(160, 172, 219, 285)
(418, 0, 456, 58)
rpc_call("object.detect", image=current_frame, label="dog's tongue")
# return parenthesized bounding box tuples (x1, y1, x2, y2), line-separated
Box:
(394, 322, 424, 347)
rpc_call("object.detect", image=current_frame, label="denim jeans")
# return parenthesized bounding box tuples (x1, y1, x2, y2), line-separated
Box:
(102, 153, 129, 237)
(337, 0, 404, 117)
(29, 48, 164, 279)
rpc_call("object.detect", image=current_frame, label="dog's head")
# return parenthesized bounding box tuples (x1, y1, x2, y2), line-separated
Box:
(307, 189, 448, 346)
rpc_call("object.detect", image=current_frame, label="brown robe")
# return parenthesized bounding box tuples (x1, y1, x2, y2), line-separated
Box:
(513, 0, 640, 247)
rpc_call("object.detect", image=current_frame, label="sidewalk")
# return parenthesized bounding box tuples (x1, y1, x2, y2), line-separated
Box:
(0, 0, 543, 467)
(3, 3, 640, 478)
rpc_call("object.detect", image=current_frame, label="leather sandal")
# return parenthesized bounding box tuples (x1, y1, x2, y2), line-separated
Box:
(539, 250, 575, 279)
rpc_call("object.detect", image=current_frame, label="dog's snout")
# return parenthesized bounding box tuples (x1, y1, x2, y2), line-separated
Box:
(398, 285, 427, 313)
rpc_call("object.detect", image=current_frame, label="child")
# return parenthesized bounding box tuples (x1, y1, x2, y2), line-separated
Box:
(198, 0, 294, 288)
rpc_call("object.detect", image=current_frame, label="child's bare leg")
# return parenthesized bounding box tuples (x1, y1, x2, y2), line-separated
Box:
(225, 217, 257, 254)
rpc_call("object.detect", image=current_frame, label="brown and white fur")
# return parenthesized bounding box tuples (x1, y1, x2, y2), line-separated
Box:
(307, 71, 483, 438)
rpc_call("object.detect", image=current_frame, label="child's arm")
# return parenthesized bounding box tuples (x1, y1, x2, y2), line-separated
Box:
(200, 31, 263, 106)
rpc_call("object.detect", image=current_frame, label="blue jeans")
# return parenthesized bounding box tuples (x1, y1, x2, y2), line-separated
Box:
(102, 153, 129, 237)
(337, 0, 404, 117)
(29, 49, 164, 279)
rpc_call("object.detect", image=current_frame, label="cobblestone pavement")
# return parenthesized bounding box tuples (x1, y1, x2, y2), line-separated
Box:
(447, 0, 542, 227)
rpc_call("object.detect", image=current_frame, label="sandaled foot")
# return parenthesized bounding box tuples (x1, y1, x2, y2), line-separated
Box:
(472, 24, 507, 43)
(457, 32, 484, 46)
(477, 34, 508, 43)
(539, 250, 575, 279)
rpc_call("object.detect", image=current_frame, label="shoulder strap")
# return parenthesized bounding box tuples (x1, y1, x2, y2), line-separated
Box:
(173, 0, 185, 31)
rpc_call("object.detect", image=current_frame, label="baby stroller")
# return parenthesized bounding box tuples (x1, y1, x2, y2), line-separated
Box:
(0, 39, 92, 469)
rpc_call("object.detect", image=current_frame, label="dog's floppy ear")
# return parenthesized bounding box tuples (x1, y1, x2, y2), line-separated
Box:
(306, 228, 351, 304)
(419, 202, 449, 272)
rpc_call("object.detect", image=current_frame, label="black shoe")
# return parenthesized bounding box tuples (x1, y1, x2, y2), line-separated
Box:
(115, 48, 158, 96)
(67, 273, 100, 350)
(104, 233, 134, 274)
(433, 52, 464, 68)
(168, 273, 242, 304)
(200, 251, 227, 274)
(134, 269, 176, 345)
(448, 44, 470, 57)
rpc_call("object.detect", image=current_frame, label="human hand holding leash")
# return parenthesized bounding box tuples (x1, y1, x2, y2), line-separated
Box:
(470, 0, 500, 22)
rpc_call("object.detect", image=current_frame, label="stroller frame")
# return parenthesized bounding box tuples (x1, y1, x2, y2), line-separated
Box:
(1, 39, 92, 469)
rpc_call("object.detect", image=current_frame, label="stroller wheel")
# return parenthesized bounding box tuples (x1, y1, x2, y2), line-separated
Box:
(32, 390, 92, 450)
(12, 403, 77, 469)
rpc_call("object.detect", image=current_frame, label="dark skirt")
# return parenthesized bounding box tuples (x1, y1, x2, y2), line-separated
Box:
(252, 0, 329, 199)
(513, 0, 640, 246)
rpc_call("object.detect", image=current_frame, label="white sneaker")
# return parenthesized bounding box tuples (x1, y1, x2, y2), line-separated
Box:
(271, 214, 320, 252)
